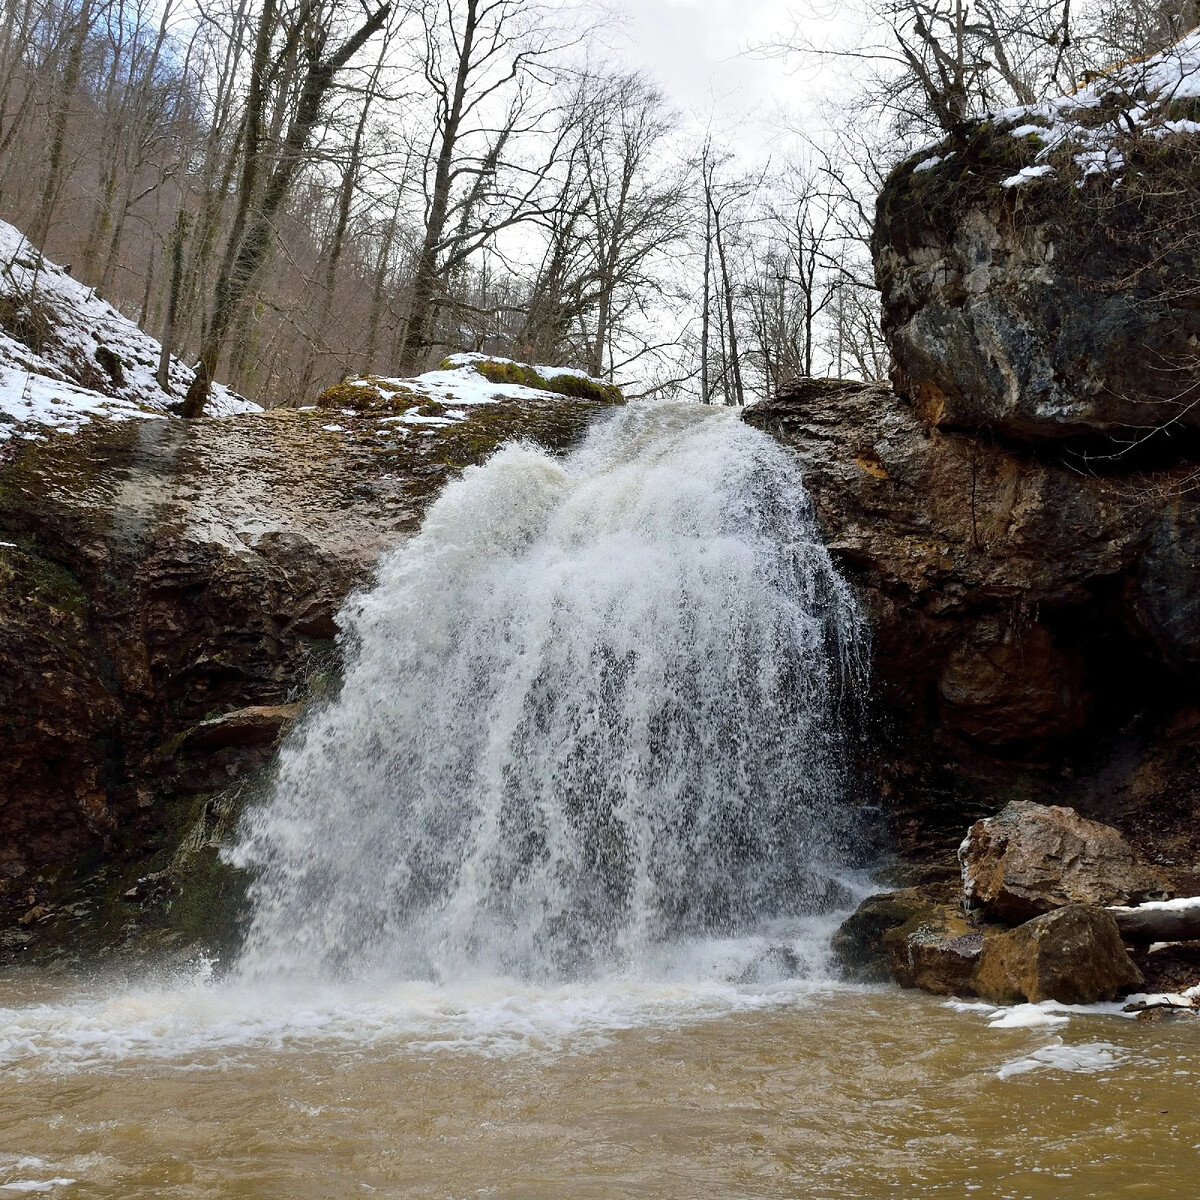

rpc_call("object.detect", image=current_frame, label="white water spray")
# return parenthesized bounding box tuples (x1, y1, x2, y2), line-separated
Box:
(231, 404, 867, 984)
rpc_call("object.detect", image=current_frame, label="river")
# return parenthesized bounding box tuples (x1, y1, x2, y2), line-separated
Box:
(1, 967, 1196, 1197)
(1, 404, 1195, 1196)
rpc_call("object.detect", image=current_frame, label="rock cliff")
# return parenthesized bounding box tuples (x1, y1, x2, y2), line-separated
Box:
(746, 31, 1200, 886)
(875, 30, 1200, 445)
(1, 352, 620, 960)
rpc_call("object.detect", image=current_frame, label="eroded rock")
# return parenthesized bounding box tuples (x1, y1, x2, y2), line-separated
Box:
(831, 888, 937, 982)
(179, 704, 305, 751)
(874, 46, 1200, 444)
(961, 800, 1170, 921)
(974, 905, 1143, 1004)
(882, 904, 989, 997)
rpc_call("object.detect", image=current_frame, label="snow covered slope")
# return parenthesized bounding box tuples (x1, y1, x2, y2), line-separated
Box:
(0, 220, 258, 447)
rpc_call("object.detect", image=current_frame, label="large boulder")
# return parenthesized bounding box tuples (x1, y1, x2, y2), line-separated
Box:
(874, 33, 1200, 443)
(831, 887, 941, 982)
(961, 801, 1171, 921)
(974, 905, 1144, 1004)
(832, 885, 997, 995)
(881, 903, 988, 997)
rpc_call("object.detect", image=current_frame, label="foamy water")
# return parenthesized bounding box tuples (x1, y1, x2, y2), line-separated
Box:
(231, 403, 867, 984)
(0, 908, 870, 1074)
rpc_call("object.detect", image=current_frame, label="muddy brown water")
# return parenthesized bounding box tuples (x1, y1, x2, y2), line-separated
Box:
(1, 972, 1196, 1199)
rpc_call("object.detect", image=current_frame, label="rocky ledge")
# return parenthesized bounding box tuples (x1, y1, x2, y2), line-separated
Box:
(744, 380, 1200, 885)
(0, 365, 621, 963)
(744, 31, 1200, 892)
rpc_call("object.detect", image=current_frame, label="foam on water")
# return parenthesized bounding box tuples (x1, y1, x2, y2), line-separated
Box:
(0, 908, 868, 1073)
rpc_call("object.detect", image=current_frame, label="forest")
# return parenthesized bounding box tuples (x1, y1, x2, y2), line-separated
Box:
(0, 0, 1195, 411)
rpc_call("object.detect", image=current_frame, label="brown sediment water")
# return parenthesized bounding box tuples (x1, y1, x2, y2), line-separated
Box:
(0, 972, 1196, 1199)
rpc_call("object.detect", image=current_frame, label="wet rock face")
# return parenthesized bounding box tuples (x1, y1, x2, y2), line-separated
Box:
(960, 801, 1171, 921)
(0, 395, 614, 915)
(743, 381, 1197, 740)
(974, 905, 1144, 1005)
(745, 381, 1200, 877)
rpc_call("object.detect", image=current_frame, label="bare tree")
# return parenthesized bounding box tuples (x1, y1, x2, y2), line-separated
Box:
(183, 0, 392, 416)
(395, 0, 575, 373)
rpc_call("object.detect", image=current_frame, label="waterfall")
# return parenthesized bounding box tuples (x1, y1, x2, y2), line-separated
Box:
(230, 403, 867, 984)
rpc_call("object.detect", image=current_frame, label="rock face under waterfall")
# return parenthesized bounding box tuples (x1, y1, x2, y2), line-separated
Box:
(0, 380, 619, 959)
(744, 381, 1200, 888)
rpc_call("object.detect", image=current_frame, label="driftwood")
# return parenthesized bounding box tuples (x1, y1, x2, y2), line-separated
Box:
(1108, 904, 1200, 944)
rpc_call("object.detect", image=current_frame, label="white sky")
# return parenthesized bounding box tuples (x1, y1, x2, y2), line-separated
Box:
(610, 0, 859, 147)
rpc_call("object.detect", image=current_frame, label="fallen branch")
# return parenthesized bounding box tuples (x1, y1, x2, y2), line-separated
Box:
(1108, 898, 1200, 943)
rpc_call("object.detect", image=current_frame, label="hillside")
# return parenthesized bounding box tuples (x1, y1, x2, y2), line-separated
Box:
(0, 220, 258, 451)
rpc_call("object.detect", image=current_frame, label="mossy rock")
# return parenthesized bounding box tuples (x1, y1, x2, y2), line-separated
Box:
(473, 359, 551, 389)
(881, 902, 992, 996)
(544, 372, 624, 405)
(461, 358, 625, 406)
(316, 378, 417, 413)
(831, 888, 941, 982)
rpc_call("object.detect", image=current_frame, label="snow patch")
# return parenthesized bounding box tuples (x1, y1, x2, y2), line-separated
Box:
(337, 353, 615, 430)
(991, 29, 1200, 187)
(1000, 163, 1055, 188)
(0, 218, 259, 446)
(1108, 895, 1200, 915)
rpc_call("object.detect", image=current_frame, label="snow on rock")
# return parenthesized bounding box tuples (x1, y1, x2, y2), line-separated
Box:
(0, 219, 258, 447)
(324, 353, 622, 431)
(999, 163, 1055, 188)
(992, 28, 1200, 186)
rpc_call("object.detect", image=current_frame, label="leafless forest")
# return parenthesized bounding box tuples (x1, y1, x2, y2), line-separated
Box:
(0, 0, 1193, 409)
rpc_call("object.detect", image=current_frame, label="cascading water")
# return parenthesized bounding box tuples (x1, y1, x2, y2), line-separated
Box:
(230, 403, 867, 985)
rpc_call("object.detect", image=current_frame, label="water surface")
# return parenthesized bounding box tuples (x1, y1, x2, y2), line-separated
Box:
(1, 970, 1195, 1198)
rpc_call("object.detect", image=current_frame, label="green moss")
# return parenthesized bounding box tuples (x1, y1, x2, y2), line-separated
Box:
(473, 359, 551, 389)
(0, 539, 89, 617)
(544, 373, 624, 405)
(316, 378, 418, 413)
(466, 358, 625, 404)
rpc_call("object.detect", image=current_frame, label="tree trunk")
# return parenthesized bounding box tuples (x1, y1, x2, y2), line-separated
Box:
(30, 0, 92, 250)
(183, 2, 390, 416)
(713, 205, 744, 406)
(158, 209, 188, 391)
(701, 184, 712, 404)
(398, 0, 479, 374)
(1109, 903, 1200, 944)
